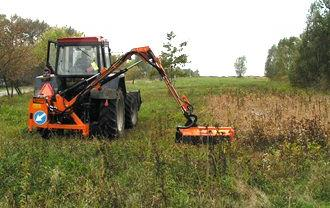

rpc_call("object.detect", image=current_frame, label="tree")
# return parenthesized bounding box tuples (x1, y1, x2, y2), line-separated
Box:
(160, 31, 190, 80)
(265, 45, 277, 78)
(34, 26, 82, 68)
(134, 56, 154, 78)
(111, 54, 120, 65)
(265, 37, 300, 80)
(0, 15, 48, 96)
(290, 0, 330, 89)
(234, 56, 247, 77)
(23, 18, 49, 45)
(125, 66, 144, 83)
(120, 32, 198, 80)
(173, 68, 199, 77)
(277, 37, 301, 80)
(125, 56, 145, 83)
(0, 14, 82, 96)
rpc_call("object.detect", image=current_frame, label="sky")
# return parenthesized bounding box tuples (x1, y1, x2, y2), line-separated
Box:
(0, 0, 314, 76)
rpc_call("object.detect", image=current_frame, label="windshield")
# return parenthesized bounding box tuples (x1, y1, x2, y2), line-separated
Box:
(57, 45, 99, 75)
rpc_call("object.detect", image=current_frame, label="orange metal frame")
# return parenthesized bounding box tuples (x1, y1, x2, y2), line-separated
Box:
(28, 95, 89, 136)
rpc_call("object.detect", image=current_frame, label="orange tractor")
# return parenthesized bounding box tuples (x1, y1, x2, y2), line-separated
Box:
(28, 36, 234, 144)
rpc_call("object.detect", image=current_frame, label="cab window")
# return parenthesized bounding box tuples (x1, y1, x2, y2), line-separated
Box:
(57, 45, 98, 75)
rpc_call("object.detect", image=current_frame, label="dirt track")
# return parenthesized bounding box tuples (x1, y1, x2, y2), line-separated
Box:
(0, 86, 33, 97)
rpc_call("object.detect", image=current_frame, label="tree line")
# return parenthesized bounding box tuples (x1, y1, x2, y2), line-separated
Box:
(0, 13, 198, 96)
(265, 0, 329, 89)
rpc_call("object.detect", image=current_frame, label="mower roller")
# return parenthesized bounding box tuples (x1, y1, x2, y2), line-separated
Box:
(28, 37, 234, 143)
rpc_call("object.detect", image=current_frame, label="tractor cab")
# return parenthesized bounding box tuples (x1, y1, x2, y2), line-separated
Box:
(36, 37, 117, 96)
(47, 37, 112, 77)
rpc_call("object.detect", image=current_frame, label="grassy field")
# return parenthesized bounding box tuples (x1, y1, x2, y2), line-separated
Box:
(0, 77, 329, 207)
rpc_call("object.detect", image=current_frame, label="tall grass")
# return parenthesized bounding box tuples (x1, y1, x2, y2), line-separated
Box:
(0, 77, 328, 207)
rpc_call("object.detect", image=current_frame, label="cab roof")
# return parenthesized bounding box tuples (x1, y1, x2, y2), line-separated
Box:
(57, 36, 108, 44)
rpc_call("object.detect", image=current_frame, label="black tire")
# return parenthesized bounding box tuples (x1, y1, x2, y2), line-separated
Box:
(125, 93, 138, 128)
(97, 89, 125, 138)
(38, 128, 50, 139)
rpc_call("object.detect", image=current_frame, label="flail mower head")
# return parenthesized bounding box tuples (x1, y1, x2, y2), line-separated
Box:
(176, 126, 235, 144)
(174, 112, 235, 145)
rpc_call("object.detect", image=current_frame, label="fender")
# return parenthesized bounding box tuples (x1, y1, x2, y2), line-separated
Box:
(90, 74, 126, 99)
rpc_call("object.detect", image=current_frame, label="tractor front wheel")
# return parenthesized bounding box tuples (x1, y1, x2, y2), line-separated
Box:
(37, 128, 51, 139)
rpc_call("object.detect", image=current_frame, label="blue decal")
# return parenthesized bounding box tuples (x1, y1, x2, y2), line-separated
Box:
(33, 110, 47, 125)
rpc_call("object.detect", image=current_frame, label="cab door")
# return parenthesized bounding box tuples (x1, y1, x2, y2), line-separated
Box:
(47, 41, 57, 73)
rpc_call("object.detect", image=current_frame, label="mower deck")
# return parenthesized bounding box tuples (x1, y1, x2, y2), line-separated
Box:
(176, 126, 235, 144)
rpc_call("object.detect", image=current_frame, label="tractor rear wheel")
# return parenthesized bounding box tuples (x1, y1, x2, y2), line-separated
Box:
(125, 93, 138, 128)
(97, 89, 125, 138)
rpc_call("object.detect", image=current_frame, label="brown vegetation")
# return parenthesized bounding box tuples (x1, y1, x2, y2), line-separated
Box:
(208, 92, 329, 143)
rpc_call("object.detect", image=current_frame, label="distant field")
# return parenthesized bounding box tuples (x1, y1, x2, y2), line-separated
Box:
(0, 77, 329, 207)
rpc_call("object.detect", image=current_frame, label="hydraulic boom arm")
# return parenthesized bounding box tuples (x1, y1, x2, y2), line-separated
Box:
(61, 46, 197, 127)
